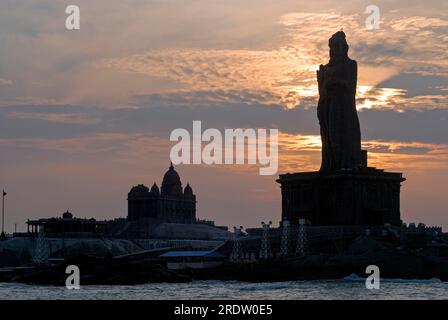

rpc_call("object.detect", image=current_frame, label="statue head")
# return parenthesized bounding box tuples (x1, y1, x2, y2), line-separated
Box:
(329, 31, 349, 63)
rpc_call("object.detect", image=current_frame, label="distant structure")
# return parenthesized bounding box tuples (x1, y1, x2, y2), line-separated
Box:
(277, 31, 405, 226)
(27, 210, 107, 236)
(127, 163, 196, 224)
(18, 164, 229, 242)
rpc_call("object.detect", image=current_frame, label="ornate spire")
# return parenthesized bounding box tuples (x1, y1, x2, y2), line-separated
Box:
(184, 182, 193, 197)
(150, 182, 160, 196)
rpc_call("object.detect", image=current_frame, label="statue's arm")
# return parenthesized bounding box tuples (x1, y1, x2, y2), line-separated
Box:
(317, 64, 325, 96)
(351, 60, 358, 95)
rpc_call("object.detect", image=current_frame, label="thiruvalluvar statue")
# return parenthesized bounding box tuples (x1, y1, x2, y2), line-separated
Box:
(317, 31, 362, 172)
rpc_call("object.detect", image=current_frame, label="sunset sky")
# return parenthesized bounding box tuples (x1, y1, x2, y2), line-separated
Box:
(0, 0, 447, 232)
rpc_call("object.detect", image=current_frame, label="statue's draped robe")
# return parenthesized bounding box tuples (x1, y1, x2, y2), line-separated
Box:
(317, 58, 361, 172)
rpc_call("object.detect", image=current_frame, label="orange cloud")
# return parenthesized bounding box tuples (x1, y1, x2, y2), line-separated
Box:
(97, 11, 448, 111)
(277, 132, 448, 173)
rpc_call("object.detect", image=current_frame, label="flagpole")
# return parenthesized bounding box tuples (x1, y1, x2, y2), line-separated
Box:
(2, 190, 5, 235)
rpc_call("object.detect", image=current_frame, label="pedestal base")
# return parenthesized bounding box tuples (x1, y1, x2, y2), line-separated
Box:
(277, 168, 405, 226)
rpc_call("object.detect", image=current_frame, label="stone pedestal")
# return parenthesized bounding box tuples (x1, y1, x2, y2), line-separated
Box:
(277, 167, 405, 226)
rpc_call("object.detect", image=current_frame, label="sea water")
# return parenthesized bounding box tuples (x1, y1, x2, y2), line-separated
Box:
(1, 277, 447, 300)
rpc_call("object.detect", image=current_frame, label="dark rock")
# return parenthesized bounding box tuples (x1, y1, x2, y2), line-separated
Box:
(11, 269, 65, 286)
(0, 249, 21, 267)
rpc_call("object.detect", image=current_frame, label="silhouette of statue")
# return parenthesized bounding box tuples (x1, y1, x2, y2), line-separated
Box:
(317, 31, 361, 172)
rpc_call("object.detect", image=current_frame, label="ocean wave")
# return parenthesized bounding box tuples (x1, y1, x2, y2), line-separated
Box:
(239, 283, 290, 291)
(380, 278, 442, 284)
(341, 274, 443, 284)
(1, 279, 447, 299)
(342, 274, 365, 281)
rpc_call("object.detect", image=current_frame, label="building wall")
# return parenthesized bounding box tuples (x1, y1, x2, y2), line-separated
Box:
(128, 192, 196, 224)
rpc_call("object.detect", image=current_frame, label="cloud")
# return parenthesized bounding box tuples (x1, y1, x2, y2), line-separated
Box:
(96, 11, 448, 111)
(278, 133, 448, 173)
(1, 2, 447, 112)
(0, 78, 13, 86)
(8, 111, 98, 125)
(1, 99, 447, 145)
(1, 100, 447, 174)
(390, 16, 448, 31)
(378, 73, 448, 98)
(99, 48, 314, 109)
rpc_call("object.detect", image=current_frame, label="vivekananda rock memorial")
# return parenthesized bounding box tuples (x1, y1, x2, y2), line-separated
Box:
(127, 163, 197, 224)
(277, 31, 406, 226)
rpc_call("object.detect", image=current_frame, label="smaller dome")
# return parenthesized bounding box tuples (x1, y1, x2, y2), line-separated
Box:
(129, 184, 149, 193)
(150, 182, 160, 196)
(184, 183, 193, 196)
(62, 210, 73, 219)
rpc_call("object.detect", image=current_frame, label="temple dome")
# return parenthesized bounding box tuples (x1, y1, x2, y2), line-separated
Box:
(161, 163, 183, 197)
(162, 163, 181, 185)
(62, 210, 73, 219)
(129, 184, 149, 193)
